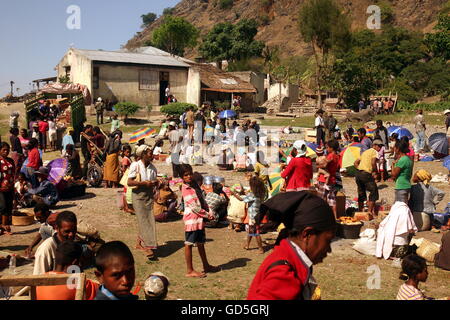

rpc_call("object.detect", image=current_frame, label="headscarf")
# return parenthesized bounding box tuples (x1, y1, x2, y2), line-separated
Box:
(293, 140, 307, 157)
(416, 169, 432, 185)
(257, 191, 336, 244)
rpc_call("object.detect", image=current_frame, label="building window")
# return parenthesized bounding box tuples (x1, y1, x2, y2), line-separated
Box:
(93, 67, 99, 90)
(64, 66, 71, 79)
(139, 70, 158, 90)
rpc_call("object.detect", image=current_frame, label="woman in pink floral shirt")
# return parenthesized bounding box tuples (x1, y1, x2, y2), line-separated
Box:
(0, 142, 15, 235)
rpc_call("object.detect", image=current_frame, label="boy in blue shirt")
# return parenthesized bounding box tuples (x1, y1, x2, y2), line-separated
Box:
(94, 241, 138, 300)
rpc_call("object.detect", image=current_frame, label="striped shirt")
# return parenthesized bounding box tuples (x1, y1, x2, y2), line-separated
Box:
(182, 183, 210, 232)
(396, 284, 425, 300)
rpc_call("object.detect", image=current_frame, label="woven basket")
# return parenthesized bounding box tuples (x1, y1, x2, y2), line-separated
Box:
(416, 239, 441, 262)
(12, 210, 35, 226)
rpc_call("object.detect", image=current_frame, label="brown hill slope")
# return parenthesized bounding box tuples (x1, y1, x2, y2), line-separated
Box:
(125, 0, 447, 58)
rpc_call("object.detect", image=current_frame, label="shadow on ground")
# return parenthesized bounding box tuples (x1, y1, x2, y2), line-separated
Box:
(157, 240, 185, 258)
(218, 258, 252, 271)
(0, 245, 28, 252)
(60, 192, 97, 201)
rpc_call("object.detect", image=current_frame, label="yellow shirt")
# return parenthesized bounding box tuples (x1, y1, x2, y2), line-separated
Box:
(358, 148, 378, 173)
(254, 162, 270, 183)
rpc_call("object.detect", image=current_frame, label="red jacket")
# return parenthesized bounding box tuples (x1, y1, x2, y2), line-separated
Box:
(281, 157, 313, 190)
(247, 239, 310, 300)
(27, 147, 41, 170)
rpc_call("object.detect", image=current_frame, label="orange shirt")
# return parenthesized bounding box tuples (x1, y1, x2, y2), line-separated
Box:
(36, 271, 100, 300)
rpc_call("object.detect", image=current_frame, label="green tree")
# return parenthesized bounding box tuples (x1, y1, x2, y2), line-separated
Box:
(425, 14, 450, 60)
(298, 0, 351, 108)
(401, 58, 450, 98)
(152, 16, 199, 56)
(199, 19, 264, 67)
(141, 12, 157, 28)
(326, 57, 381, 109)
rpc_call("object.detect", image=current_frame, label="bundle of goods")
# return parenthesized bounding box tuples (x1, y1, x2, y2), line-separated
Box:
(336, 216, 364, 239)
(59, 177, 87, 199)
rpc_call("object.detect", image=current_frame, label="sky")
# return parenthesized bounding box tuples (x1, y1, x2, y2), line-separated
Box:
(0, 0, 180, 97)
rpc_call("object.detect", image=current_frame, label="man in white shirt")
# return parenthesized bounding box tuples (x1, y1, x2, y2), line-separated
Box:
(315, 110, 325, 147)
(33, 211, 78, 275)
(127, 145, 159, 260)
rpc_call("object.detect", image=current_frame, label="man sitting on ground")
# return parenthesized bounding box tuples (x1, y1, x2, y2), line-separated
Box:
(25, 167, 59, 207)
(36, 240, 100, 300)
(33, 211, 78, 275)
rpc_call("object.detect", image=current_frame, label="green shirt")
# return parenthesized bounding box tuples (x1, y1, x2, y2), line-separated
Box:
(395, 156, 412, 190)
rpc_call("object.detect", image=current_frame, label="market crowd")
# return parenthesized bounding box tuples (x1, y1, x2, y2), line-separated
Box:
(0, 101, 449, 301)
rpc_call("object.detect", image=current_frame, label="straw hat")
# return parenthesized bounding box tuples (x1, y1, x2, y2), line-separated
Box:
(444, 109, 450, 115)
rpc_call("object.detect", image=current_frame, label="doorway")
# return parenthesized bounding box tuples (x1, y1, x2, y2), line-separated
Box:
(159, 72, 170, 106)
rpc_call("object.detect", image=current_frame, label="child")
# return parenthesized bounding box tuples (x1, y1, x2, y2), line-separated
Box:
(94, 241, 138, 300)
(121, 145, 134, 214)
(397, 254, 433, 300)
(227, 184, 246, 232)
(14, 172, 31, 208)
(315, 147, 330, 187)
(375, 139, 387, 182)
(254, 151, 272, 194)
(205, 182, 229, 228)
(153, 178, 178, 223)
(180, 164, 220, 278)
(205, 119, 215, 147)
(232, 176, 266, 254)
(152, 139, 164, 161)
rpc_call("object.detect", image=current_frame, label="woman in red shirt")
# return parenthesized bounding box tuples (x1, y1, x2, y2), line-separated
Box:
(26, 138, 42, 188)
(281, 140, 313, 192)
(247, 192, 336, 300)
(0, 142, 16, 235)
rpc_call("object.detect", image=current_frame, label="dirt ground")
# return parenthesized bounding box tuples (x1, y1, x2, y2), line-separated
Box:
(0, 103, 449, 300)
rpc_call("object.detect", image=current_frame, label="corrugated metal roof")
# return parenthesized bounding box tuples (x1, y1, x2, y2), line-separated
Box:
(74, 48, 190, 68)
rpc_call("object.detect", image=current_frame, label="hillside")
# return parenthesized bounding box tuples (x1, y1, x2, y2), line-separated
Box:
(125, 0, 448, 58)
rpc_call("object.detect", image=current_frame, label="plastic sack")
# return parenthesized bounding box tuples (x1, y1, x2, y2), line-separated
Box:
(352, 228, 377, 256)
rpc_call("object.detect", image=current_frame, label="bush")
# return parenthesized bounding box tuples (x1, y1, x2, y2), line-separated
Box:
(160, 103, 198, 116)
(219, 0, 233, 10)
(114, 102, 141, 116)
(397, 101, 450, 111)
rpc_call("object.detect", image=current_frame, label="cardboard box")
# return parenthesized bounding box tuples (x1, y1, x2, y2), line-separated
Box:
(354, 211, 373, 221)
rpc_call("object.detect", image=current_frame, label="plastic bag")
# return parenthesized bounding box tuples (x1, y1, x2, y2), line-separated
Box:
(352, 228, 377, 256)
